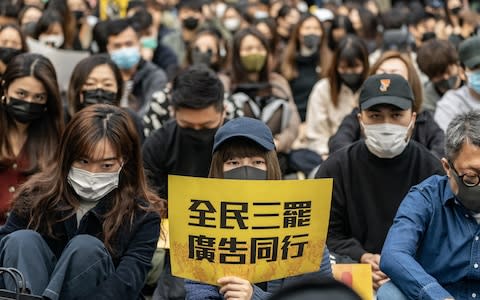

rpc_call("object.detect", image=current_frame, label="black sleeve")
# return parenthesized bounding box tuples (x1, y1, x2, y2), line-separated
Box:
(142, 130, 169, 199)
(419, 111, 445, 159)
(315, 155, 366, 261)
(328, 108, 361, 154)
(0, 210, 28, 241)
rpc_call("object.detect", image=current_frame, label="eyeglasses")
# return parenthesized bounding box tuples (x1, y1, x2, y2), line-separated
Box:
(449, 161, 480, 187)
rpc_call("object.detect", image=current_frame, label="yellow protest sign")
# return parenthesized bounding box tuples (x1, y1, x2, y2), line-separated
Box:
(157, 219, 170, 249)
(99, 0, 129, 20)
(332, 264, 373, 300)
(168, 175, 333, 285)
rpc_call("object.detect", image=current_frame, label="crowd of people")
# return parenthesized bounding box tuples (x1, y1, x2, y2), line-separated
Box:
(1, 0, 480, 299)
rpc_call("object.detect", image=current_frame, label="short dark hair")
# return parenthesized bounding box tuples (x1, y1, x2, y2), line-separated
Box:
(170, 65, 224, 111)
(105, 18, 135, 39)
(129, 7, 153, 33)
(0, 0, 22, 19)
(417, 39, 458, 79)
(177, 0, 203, 12)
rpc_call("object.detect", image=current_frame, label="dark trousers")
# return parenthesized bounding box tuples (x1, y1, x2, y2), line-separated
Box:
(0, 230, 114, 300)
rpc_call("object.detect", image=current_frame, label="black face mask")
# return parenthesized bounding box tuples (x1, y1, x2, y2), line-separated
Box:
(421, 31, 437, 42)
(303, 34, 321, 51)
(183, 17, 199, 31)
(81, 89, 117, 107)
(22, 22, 37, 37)
(72, 10, 84, 22)
(177, 126, 218, 145)
(174, 124, 220, 177)
(191, 47, 213, 67)
(451, 6, 462, 15)
(451, 168, 480, 213)
(433, 75, 459, 95)
(224, 166, 267, 180)
(0, 47, 22, 64)
(339, 73, 363, 92)
(6, 97, 46, 124)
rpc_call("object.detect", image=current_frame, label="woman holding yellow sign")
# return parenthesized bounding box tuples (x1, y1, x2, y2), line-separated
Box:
(185, 117, 332, 300)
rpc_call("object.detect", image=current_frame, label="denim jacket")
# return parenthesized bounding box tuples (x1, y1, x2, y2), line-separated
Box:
(381, 175, 480, 300)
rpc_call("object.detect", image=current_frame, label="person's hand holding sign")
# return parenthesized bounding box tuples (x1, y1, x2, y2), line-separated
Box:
(360, 252, 389, 290)
(218, 276, 253, 300)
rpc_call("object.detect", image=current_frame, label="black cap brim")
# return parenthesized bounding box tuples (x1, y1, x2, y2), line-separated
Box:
(360, 95, 412, 110)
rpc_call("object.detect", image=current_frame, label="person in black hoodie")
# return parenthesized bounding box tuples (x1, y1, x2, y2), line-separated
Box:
(142, 65, 225, 300)
(329, 51, 445, 158)
(316, 74, 444, 292)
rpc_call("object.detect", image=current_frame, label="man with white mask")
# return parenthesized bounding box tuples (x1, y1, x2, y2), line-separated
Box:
(315, 73, 444, 291)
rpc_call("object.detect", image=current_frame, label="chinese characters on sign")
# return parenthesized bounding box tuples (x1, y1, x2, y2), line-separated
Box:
(187, 200, 311, 264)
(168, 176, 333, 285)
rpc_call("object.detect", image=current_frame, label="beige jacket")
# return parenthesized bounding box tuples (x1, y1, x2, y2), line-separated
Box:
(270, 72, 301, 153)
(305, 78, 359, 156)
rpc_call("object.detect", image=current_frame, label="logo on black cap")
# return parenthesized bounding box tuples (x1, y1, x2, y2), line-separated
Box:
(379, 79, 391, 92)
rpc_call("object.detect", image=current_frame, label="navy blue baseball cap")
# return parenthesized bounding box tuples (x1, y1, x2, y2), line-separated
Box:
(213, 117, 275, 153)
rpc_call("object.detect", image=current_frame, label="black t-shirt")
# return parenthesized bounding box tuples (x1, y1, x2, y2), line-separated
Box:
(315, 140, 444, 261)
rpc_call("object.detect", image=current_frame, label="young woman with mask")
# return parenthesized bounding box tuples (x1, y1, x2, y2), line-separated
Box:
(66, 0, 94, 50)
(222, 4, 248, 36)
(19, 5, 43, 37)
(0, 53, 64, 225)
(253, 17, 280, 72)
(230, 27, 301, 157)
(186, 28, 230, 92)
(304, 35, 369, 160)
(185, 116, 332, 300)
(66, 54, 145, 142)
(0, 104, 165, 299)
(0, 24, 29, 77)
(275, 4, 301, 47)
(281, 14, 327, 123)
(33, 9, 66, 49)
(329, 51, 445, 159)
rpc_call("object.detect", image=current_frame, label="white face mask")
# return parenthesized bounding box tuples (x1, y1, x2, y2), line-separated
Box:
(68, 167, 121, 202)
(39, 34, 64, 48)
(215, 2, 227, 18)
(223, 18, 241, 32)
(362, 121, 413, 158)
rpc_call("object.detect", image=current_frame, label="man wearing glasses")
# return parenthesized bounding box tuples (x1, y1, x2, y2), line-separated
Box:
(379, 110, 480, 300)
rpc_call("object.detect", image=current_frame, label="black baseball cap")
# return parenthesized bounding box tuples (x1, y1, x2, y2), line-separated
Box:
(359, 73, 414, 110)
(213, 117, 275, 153)
(459, 36, 480, 69)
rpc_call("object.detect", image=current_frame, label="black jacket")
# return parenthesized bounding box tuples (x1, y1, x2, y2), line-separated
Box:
(316, 140, 444, 261)
(131, 59, 167, 117)
(0, 195, 160, 300)
(328, 108, 445, 158)
(142, 120, 215, 199)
